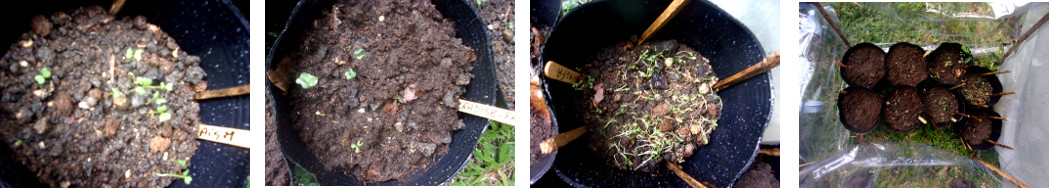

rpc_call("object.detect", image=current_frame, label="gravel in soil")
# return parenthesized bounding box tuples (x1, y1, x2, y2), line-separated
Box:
(575, 40, 721, 172)
(474, 0, 515, 109)
(922, 87, 959, 125)
(927, 46, 967, 85)
(265, 98, 289, 186)
(842, 44, 885, 88)
(961, 112, 992, 146)
(883, 87, 923, 132)
(839, 87, 881, 132)
(959, 72, 992, 105)
(280, 0, 474, 182)
(0, 6, 205, 187)
(885, 43, 926, 86)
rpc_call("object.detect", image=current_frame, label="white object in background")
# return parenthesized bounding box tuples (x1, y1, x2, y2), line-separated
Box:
(996, 3, 1049, 188)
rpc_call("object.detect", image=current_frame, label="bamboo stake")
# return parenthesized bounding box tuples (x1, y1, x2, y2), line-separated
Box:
(109, 0, 126, 15)
(985, 139, 1014, 150)
(813, 3, 851, 47)
(758, 148, 779, 156)
(540, 126, 588, 154)
(667, 161, 707, 188)
(834, 60, 848, 68)
(999, 11, 1049, 65)
(194, 85, 250, 100)
(917, 116, 928, 124)
(712, 51, 780, 90)
(990, 116, 1009, 121)
(637, 0, 691, 45)
(969, 102, 988, 108)
(989, 91, 1017, 97)
(948, 83, 967, 90)
(981, 70, 1011, 76)
(970, 156, 1029, 188)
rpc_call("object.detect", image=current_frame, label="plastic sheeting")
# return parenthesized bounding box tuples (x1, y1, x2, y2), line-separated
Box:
(800, 142, 1006, 187)
(995, 3, 1049, 187)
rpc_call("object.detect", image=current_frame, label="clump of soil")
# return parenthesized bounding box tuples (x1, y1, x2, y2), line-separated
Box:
(961, 112, 993, 146)
(283, 0, 474, 182)
(575, 40, 721, 172)
(959, 72, 993, 106)
(927, 44, 969, 85)
(734, 161, 779, 187)
(841, 43, 885, 88)
(838, 87, 881, 133)
(265, 98, 289, 186)
(922, 87, 959, 126)
(885, 43, 926, 86)
(0, 6, 204, 187)
(883, 87, 923, 132)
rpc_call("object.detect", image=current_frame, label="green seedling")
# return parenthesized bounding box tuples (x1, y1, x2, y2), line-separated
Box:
(173, 159, 187, 166)
(350, 140, 363, 153)
(353, 49, 366, 60)
(157, 169, 193, 185)
(34, 67, 51, 85)
(295, 73, 319, 89)
(476, 0, 487, 5)
(507, 21, 514, 30)
(14, 139, 22, 147)
(111, 87, 123, 98)
(125, 48, 145, 62)
(345, 68, 357, 80)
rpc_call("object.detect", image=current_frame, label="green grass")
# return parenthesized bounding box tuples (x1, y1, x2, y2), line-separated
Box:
(449, 121, 515, 186)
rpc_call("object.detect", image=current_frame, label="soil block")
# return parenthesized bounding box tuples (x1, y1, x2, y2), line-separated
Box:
(959, 67, 1003, 108)
(837, 87, 881, 133)
(840, 43, 885, 89)
(922, 86, 962, 128)
(883, 87, 924, 133)
(960, 109, 1001, 150)
(926, 43, 970, 85)
(283, 0, 474, 182)
(885, 42, 927, 86)
(0, 7, 204, 187)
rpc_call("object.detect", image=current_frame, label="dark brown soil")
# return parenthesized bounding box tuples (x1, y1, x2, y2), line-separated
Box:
(265, 98, 289, 186)
(839, 87, 881, 132)
(960, 72, 993, 105)
(282, 0, 474, 182)
(883, 87, 923, 132)
(923, 87, 959, 125)
(962, 112, 992, 146)
(529, 22, 553, 167)
(474, 0, 515, 108)
(928, 46, 967, 85)
(734, 161, 779, 188)
(575, 40, 721, 172)
(0, 6, 204, 187)
(950, 178, 973, 188)
(885, 43, 926, 86)
(841, 44, 885, 88)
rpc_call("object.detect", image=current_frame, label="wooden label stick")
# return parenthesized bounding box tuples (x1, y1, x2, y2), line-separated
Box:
(540, 126, 588, 154)
(195, 85, 250, 100)
(457, 99, 516, 126)
(198, 124, 250, 148)
(543, 61, 584, 84)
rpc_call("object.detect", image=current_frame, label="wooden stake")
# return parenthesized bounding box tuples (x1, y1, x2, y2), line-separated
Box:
(999, 11, 1049, 65)
(758, 148, 779, 156)
(917, 116, 928, 124)
(989, 91, 1017, 97)
(838, 90, 848, 94)
(833, 60, 848, 68)
(969, 102, 989, 108)
(985, 139, 1014, 150)
(981, 70, 1011, 76)
(990, 116, 1009, 121)
(713, 51, 781, 90)
(540, 126, 588, 154)
(194, 85, 250, 100)
(956, 112, 971, 118)
(109, 0, 126, 15)
(667, 161, 707, 188)
(948, 83, 967, 90)
(970, 156, 1030, 188)
(961, 137, 972, 150)
(813, 3, 851, 47)
(543, 61, 584, 84)
(637, 0, 691, 45)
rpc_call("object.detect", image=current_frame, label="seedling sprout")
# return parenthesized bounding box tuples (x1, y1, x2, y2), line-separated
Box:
(295, 73, 319, 89)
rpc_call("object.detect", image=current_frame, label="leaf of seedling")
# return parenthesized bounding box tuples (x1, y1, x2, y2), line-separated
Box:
(111, 87, 122, 98)
(133, 48, 145, 61)
(164, 83, 174, 91)
(345, 68, 357, 80)
(41, 67, 51, 78)
(34, 75, 45, 85)
(136, 77, 153, 86)
(125, 48, 135, 62)
(14, 139, 22, 147)
(353, 49, 366, 60)
(156, 98, 167, 104)
(295, 73, 318, 89)
(157, 105, 168, 113)
(158, 112, 171, 123)
(135, 86, 147, 95)
(181, 170, 193, 184)
(174, 159, 187, 166)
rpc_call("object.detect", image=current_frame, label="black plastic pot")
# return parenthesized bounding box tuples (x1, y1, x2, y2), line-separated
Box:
(0, 0, 250, 187)
(883, 86, 923, 133)
(915, 83, 967, 130)
(837, 86, 881, 134)
(540, 0, 771, 187)
(962, 66, 1004, 108)
(265, 0, 495, 185)
(959, 109, 1002, 151)
(529, 0, 560, 185)
(926, 43, 973, 85)
(840, 42, 886, 89)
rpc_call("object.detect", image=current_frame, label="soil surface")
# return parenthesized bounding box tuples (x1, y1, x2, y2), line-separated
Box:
(923, 87, 959, 125)
(883, 87, 923, 132)
(950, 178, 973, 188)
(575, 40, 721, 172)
(282, 0, 474, 182)
(960, 73, 993, 105)
(529, 22, 554, 167)
(928, 46, 967, 85)
(734, 160, 779, 188)
(885, 43, 926, 86)
(265, 98, 289, 186)
(962, 112, 992, 146)
(473, 0, 515, 109)
(0, 6, 204, 187)
(842, 44, 884, 88)
(839, 87, 881, 132)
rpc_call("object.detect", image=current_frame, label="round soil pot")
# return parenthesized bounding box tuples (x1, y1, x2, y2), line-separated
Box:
(959, 66, 1003, 109)
(266, 0, 496, 185)
(958, 109, 1001, 151)
(885, 42, 927, 86)
(925, 43, 971, 85)
(840, 43, 885, 89)
(837, 87, 881, 133)
(920, 85, 966, 129)
(541, 0, 771, 187)
(883, 86, 924, 133)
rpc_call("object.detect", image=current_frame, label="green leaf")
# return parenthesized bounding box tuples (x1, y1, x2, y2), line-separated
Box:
(345, 68, 357, 80)
(295, 73, 319, 89)
(182, 170, 193, 185)
(158, 112, 171, 122)
(174, 159, 187, 166)
(34, 75, 45, 85)
(135, 86, 147, 95)
(157, 105, 168, 113)
(157, 98, 168, 104)
(136, 77, 153, 86)
(125, 48, 134, 61)
(353, 49, 366, 60)
(41, 67, 51, 78)
(134, 48, 145, 61)
(111, 87, 122, 98)
(14, 139, 22, 147)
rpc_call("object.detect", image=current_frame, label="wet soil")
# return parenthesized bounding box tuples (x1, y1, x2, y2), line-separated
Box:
(927, 46, 967, 85)
(923, 87, 959, 125)
(574, 40, 721, 172)
(734, 160, 779, 188)
(839, 87, 881, 132)
(282, 0, 474, 182)
(0, 6, 204, 187)
(961, 112, 992, 146)
(883, 87, 923, 132)
(960, 73, 993, 106)
(474, 0, 515, 108)
(841, 44, 884, 88)
(265, 98, 289, 186)
(885, 43, 926, 86)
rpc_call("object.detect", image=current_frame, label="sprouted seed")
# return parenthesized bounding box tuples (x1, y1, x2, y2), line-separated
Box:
(295, 73, 319, 89)
(353, 49, 366, 60)
(345, 68, 357, 80)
